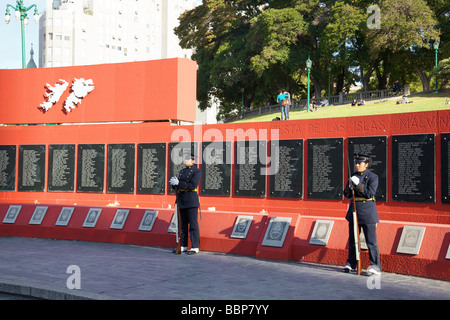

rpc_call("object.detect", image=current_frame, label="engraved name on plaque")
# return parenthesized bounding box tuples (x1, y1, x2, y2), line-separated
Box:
(138, 143, 166, 194)
(269, 139, 303, 199)
(307, 138, 343, 200)
(48, 144, 75, 192)
(348, 136, 387, 201)
(441, 133, 450, 204)
(201, 141, 231, 196)
(234, 140, 266, 197)
(392, 134, 435, 203)
(0, 145, 16, 191)
(77, 144, 105, 193)
(107, 144, 135, 194)
(18, 145, 46, 192)
(168, 142, 198, 195)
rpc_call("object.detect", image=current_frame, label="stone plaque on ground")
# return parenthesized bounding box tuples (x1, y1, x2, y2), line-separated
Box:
(77, 144, 105, 193)
(396, 226, 426, 255)
(168, 210, 178, 233)
(82, 208, 102, 228)
(2, 205, 21, 224)
(307, 138, 343, 200)
(392, 134, 435, 203)
(18, 145, 46, 192)
(107, 144, 135, 194)
(230, 215, 253, 239)
(234, 140, 266, 197)
(138, 210, 158, 231)
(201, 141, 231, 196)
(48, 144, 75, 192)
(309, 220, 334, 246)
(262, 216, 292, 247)
(29, 206, 48, 225)
(168, 142, 198, 195)
(137, 143, 166, 194)
(0, 145, 16, 191)
(348, 136, 387, 201)
(55, 207, 75, 226)
(269, 139, 303, 199)
(446, 243, 450, 260)
(441, 133, 450, 204)
(110, 209, 130, 230)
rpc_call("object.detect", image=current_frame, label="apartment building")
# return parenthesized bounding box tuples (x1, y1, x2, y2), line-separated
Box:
(39, 0, 199, 67)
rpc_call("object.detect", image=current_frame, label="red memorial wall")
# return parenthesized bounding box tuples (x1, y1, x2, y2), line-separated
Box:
(0, 59, 449, 280)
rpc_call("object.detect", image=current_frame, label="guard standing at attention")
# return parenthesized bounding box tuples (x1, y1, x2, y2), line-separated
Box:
(169, 154, 202, 255)
(343, 153, 381, 276)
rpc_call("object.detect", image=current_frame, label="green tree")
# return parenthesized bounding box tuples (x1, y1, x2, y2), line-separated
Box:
(366, 0, 440, 91)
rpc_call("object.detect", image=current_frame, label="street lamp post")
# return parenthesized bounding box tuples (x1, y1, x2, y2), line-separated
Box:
(4, 1, 40, 69)
(433, 41, 439, 93)
(306, 56, 312, 112)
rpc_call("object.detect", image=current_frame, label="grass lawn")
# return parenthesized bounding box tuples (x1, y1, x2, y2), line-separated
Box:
(233, 92, 450, 123)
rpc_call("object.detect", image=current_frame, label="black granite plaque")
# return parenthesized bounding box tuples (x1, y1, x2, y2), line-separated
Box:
(269, 139, 303, 199)
(348, 136, 387, 201)
(18, 145, 46, 192)
(0, 145, 16, 191)
(234, 140, 266, 197)
(201, 141, 231, 196)
(442, 133, 450, 204)
(77, 144, 105, 193)
(48, 144, 75, 192)
(107, 144, 135, 194)
(137, 143, 166, 194)
(168, 142, 198, 195)
(307, 138, 343, 200)
(392, 134, 435, 203)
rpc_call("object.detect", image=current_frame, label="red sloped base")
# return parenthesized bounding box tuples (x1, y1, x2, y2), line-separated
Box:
(1, 203, 448, 281)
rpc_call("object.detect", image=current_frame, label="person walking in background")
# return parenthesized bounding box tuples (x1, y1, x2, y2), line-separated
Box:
(283, 90, 291, 119)
(276, 90, 289, 120)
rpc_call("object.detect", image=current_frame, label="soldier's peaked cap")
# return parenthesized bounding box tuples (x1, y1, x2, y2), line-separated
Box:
(354, 153, 370, 163)
(183, 153, 196, 160)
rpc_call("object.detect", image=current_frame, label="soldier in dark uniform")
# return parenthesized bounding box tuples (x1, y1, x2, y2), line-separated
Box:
(169, 154, 202, 255)
(343, 153, 381, 275)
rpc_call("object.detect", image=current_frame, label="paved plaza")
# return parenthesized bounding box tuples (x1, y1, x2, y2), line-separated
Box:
(0, 237, 448, 304)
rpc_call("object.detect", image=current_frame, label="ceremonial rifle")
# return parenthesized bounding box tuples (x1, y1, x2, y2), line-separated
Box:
(347, 155, 362, 275)
(175, 187, 182, 254)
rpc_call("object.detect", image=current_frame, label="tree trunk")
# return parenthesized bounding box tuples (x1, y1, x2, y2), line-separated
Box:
(311, 78, 322, 99)
(413, 65, 431, 92)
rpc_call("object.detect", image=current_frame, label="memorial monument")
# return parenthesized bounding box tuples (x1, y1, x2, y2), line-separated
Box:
(0, 58, 449, 280)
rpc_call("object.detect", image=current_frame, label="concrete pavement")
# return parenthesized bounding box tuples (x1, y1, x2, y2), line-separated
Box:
(0, 237, 448, 302)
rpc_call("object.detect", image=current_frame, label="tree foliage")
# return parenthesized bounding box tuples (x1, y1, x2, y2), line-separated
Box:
(175, 0, 446, 119)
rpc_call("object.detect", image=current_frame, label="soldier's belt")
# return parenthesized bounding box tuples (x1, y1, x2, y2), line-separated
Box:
(355, 197, 375, 202)
(179, 188, 198, 193)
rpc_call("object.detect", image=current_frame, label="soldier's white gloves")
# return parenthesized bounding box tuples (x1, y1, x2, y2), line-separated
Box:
(351, 176, 360, 186)
(169, 176, 179, 186)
